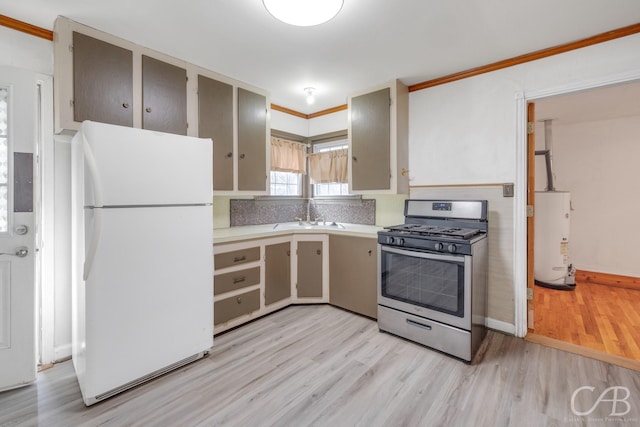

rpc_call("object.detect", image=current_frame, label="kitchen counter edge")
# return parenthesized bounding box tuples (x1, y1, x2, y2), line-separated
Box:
(213, 223, 382, 244)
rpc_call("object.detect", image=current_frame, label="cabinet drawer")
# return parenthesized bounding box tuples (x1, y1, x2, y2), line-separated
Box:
(214, 289, 260, 325)
(215, 247, 260, 270)
(214, 267, 260, 295)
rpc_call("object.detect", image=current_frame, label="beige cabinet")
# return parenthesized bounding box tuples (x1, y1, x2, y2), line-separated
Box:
(329, 235, 378, 319)
(264, 242, 291, 305)
(197, 74, 269, 194)
(141, 55, 187, 135)
(71, 31, 133, 127)
(348, 80, 408, 194)
(213, 236, 292, 334)
(213, 244, 262, 329)
(198, 75, 234, 191)
(55, 20, 189, 135)
(292, 235, 329, 302)
(237, 88, 268, 192)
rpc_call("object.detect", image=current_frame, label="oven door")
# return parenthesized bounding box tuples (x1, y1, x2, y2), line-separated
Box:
(378, 245, 472, 330)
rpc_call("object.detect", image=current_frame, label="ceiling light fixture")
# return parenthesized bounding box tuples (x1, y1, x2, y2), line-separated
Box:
(304, 87, 315, 104)
(263, 0, 344, 27)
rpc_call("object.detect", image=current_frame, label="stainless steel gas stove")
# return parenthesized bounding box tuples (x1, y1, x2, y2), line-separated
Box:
(377, 200, 488, 362)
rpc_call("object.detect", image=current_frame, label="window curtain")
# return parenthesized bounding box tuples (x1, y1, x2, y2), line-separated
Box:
(270, 137, 307, 174)
(308, 148, 348, 184)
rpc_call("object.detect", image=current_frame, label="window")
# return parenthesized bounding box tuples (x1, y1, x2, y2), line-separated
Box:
(269, 135, 306, 196)
(270, 171, 302, 196)
(312, 140, 349, 196)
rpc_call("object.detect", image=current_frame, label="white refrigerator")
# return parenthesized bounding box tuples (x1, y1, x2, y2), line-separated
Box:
(70, 121, 214, 406)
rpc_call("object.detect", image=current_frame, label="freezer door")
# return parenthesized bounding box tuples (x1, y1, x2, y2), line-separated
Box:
(79, 121, 212, 206)
(80, 205, 213, 401)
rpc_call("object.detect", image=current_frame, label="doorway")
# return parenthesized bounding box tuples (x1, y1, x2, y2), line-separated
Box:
(525, 80, 640, 367)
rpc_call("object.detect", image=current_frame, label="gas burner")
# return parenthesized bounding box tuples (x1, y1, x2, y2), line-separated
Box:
(385, 224, 481, 240)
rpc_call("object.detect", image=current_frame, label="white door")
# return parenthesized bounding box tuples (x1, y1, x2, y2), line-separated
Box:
(0, 66, 39, 391)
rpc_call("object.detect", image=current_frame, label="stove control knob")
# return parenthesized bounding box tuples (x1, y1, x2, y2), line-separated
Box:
(434, 242, 444, 251)
(397, 238, 405, 246)
(448, 244, 457, 253)
(386, 236, 395, 245)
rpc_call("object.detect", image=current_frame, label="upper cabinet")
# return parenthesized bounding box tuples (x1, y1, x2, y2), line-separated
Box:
(237, 88, 268, 192)
(197, 74, 269, 193)
(55, 19, 189, 135)
(141, 55, 187, 135)
(71, 31, 133, 127)
(54, 17, 269, 194)
(348, 80, 409, 194)
(198, 75, 234, 191)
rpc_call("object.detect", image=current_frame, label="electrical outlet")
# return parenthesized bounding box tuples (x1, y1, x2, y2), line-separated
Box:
(503, 183, 514, 197)
(527, 288, 533, 300)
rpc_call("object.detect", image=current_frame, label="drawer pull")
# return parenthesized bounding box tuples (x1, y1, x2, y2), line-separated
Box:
(233, 255, 247, 262)
(236, 297, 242, 304)
(233, 276, 246, 284)
(406, 319, 432, 331)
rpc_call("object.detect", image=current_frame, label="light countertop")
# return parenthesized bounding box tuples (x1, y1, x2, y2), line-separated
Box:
(213, 222, 383, 244)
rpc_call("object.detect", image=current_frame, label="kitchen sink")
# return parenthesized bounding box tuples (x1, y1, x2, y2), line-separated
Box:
(273, 222, 346, 230)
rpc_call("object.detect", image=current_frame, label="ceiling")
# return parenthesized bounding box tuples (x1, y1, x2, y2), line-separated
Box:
(2, 0, 640, 114)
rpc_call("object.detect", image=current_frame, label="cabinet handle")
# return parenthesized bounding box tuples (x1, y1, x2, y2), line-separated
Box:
(286, 250, 290, 256)
(239, 153, 246, 159)
(145, 107, 152, 113)
(352, 156, 357, 162)
(236, 297, 242, 304)
(226, 152, 233, 158)
(368, 250, 372, 256)
(122, 102, 129, 109)
(233, 276, 246, 284)
(316, 249, 321, 255)
(233, 255, 246, 262)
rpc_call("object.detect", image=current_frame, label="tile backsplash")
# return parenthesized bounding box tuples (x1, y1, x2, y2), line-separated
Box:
(230, 198, 376, 226)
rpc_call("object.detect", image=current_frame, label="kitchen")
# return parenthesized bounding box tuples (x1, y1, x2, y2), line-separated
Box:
(2, 0, 640, 424)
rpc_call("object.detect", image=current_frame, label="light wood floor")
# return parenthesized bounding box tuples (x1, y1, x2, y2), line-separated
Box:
(2, 305, 640, 426)
(534, 281, 640, 361)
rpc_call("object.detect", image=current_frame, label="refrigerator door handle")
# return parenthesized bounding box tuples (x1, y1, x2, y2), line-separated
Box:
(82, 132, 104, 281)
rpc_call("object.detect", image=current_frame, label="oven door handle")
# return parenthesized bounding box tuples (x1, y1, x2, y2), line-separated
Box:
(406, 319, 432, 331)
(380, 245, 464, 263)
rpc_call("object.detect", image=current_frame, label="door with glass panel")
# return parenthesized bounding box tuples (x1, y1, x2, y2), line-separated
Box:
(0, 66, 38, 391)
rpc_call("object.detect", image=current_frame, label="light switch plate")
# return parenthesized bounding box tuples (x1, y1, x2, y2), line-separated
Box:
(503, 183, 514, 197)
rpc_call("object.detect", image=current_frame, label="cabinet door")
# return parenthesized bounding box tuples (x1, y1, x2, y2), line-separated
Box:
(237, 88, 267, 191)
(329, 235, 378, 318)
(198, 75, 234, 191)
(142, 55, 187, 135)
(297, 241, 323, 298)
(351, 87, 390, 191)
(214, 289, 261, 325)
(265, 242, 291, 305)
(72, 32, 133, 126)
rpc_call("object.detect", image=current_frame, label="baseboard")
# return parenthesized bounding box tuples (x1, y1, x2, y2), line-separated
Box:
(486, 317, 515, 335)
(525, 333, 640, 372)
(576, 270, 640, 291)
(54, 343, 72, 362)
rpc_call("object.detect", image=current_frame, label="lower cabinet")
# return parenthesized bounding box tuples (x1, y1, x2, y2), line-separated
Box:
(213, 233, 374, 334)
(214, 289, 260, 325)
(329, 235, 378, 319)
(293, 235, 329, 302)
(264, 241, 291, 305)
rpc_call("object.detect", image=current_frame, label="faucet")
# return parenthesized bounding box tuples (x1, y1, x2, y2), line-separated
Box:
(306, 198, 313, 224)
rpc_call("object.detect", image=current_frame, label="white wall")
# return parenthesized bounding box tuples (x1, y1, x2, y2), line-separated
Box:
(408, 32, 640, 334)
(271, 110, 309, 136)
(308, 110, 348, 136)
(0, 26, 53, 74)
(536, 116, 640, 278)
